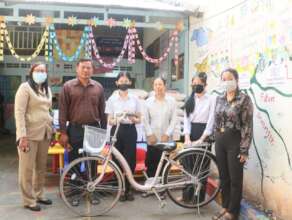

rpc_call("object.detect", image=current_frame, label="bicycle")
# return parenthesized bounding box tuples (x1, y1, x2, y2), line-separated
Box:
(59, 113, 220, 217)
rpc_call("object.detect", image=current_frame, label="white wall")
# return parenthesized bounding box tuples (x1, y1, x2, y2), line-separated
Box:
(189, 1, 292, 219)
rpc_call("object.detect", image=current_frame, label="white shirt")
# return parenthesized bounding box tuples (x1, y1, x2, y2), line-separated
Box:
(105, 93, 141, 124)
(183, 93, 216, 136)
(144, 95, 177, 141)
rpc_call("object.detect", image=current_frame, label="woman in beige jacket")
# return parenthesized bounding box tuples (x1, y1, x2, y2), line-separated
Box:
(15, 62, 53, 211)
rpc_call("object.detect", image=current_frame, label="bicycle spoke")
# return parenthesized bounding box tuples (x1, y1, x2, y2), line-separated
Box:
(190, 154, 201, 175)
(94, 184, 120, 192)
(164, 150, 220, 209)
(60, 156, 122, 217)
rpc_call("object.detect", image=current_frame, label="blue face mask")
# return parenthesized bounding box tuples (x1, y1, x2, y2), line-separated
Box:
(32, 72, 47, 84)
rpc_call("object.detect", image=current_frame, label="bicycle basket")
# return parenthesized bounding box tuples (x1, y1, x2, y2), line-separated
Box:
(83, 125, 107, 155)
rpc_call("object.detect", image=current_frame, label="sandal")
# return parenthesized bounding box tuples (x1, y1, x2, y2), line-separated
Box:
(221, 212, 237, 220)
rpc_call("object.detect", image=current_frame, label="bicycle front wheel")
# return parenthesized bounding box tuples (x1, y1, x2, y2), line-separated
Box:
(59, 156, 123, 217)
(163, 149, 220, 209)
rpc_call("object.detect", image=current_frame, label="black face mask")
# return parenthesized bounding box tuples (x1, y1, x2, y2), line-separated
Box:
(118, 84, 129, 91)
(192, 84, 204, 94)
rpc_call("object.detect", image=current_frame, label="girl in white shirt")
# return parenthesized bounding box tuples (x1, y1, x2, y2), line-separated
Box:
(184, 72, 215, 145)
(182, 72, 216, 203)
(105, 72, 141, 202)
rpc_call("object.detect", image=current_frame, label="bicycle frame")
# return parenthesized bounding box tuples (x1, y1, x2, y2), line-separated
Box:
(90, 113, 213, 193)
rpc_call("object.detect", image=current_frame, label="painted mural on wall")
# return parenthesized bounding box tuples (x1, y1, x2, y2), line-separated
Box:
(189, 0, 292, 219)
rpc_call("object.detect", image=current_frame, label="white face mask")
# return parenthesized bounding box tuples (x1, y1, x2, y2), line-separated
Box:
(32, 71, 47, 84)
(221, 80, 237, 92)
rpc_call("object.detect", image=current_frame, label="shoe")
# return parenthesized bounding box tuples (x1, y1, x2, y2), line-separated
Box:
(119, 193, 127, 202)
(37, 198, 52, 205)
(71, 198, 80, 207)
(24, 204, 41, 212)
(126, 191, 135, 201)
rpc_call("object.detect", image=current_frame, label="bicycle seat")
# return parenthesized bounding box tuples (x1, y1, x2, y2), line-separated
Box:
(152, 142, 177, 152)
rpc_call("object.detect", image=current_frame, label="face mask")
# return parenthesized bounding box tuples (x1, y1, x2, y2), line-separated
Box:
(118, 84, 129, 91)
(192, 84, 204, 94)
(32, 72, 47, 84)
(221, 80, 237, 92)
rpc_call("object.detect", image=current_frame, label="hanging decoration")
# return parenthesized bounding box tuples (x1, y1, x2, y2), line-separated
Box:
(0, 19, 5, 61)
(127, 28, 136, 64)
(87, 18, 95, 27)
(90, 26, 130, 68)
(106, 18, 117, 28)
(67, 16, 77, 26)
(87, 16, 102, 27)
(44, 16, 54, 27)
(48, 25, 90, 62)
(122, 18, 132, 29)
(132, 27, 179, 65)
(89, 26, 178, 68)
(44, 29, 50, 62)
(84, 27, 92, 59)
(2, 22, 48, 62)
(47, 26, 53, 63)
(24, 14, 36, 25)
(0, 14, 181, 66)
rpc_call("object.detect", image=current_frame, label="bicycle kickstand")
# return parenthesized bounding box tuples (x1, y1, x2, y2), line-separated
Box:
(195, 184, 202, 216)
(152, 189, 166, 208)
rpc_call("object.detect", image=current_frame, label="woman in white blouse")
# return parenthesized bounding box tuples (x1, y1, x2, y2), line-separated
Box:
(182, 72, 216, 203)
(105, 72, 141, 202)
(144, 77, 177, 178)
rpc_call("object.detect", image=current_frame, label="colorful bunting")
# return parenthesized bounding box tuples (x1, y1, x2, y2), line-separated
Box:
(2, 22, 48, 61)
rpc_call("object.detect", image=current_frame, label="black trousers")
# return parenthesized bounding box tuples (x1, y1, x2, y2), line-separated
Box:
(183, 123, 211, 202)
(111, 124, 137, 192)
(145, 145, 163, 178)
(67, 123, 101, 198)
(215, 129, 243, 216)
(67, 122, 101, 162)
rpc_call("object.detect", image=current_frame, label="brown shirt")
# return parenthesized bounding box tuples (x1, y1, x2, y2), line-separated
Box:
(59, 78, 106, 132)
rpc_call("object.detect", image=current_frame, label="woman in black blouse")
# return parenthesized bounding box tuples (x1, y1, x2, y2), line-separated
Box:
(212, 68, 253, 220)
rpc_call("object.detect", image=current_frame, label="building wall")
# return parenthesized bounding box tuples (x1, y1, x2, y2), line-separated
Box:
(189, 1, 292, 219)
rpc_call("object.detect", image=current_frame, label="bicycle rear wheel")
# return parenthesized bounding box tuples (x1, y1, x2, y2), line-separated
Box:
(163, 149, 220, 209)
(59, 156, 123, 217)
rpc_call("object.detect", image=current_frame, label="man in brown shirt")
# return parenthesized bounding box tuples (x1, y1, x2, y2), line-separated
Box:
(59, 58, 106, 163)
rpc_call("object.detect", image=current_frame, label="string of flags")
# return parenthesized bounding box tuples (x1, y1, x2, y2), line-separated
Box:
(0, 15, 183, 66)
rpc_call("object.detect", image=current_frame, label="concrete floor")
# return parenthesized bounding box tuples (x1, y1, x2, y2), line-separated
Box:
(0, 134, 219, 220)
